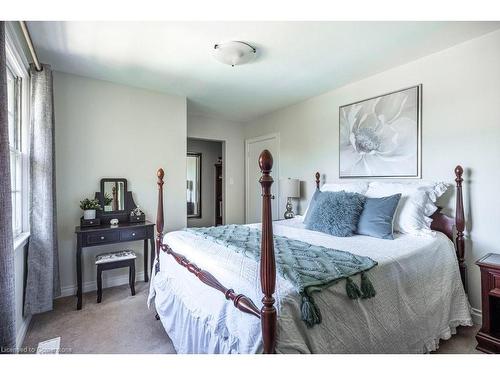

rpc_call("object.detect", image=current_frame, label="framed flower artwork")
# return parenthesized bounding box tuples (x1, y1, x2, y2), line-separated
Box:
(339, 85, 422, 178)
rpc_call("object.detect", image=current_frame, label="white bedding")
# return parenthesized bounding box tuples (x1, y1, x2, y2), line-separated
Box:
(148, 217, 472, 354)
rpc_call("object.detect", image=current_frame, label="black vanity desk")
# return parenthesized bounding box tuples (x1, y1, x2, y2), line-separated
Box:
(74, 220, 155, 310)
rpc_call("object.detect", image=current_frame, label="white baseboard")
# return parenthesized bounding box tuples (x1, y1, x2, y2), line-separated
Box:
(16, 314, 32, 351)
(471, 307, 482, 325)
(59, 271, 145, 298)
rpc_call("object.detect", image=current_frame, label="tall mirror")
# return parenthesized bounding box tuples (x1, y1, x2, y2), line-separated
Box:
(187, 153, 201, 218)
(101, 178, 127, 212)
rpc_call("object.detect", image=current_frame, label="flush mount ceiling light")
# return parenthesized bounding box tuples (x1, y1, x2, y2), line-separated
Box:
(213, 41, 256, 67)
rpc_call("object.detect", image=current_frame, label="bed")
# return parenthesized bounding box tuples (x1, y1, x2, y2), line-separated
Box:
(148, 150, 472, 354)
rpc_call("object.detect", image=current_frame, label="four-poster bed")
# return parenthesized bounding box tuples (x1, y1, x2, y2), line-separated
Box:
(151, 150, 470, 354)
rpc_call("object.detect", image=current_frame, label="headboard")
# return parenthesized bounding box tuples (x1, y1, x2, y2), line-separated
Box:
(313, 166, 467, 292)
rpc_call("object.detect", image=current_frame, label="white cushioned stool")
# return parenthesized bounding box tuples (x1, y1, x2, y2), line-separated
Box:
(95, 250, 136, 303)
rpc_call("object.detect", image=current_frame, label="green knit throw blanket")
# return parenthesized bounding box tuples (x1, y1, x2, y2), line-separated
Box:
(186, 225, 377, 327)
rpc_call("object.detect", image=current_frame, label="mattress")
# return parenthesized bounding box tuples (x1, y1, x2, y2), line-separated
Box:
(148, 217, 472, 354)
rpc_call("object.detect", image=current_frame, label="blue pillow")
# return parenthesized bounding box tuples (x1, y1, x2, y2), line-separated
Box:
(305, 191, 366, 237)
(303, 189, 321, 225)
(356, 194, 402, 240)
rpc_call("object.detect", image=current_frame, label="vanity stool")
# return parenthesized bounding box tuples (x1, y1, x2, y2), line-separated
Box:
(95, 250, 136, 303)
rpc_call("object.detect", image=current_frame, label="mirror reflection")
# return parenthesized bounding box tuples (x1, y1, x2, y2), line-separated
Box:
(103, 181, 126, 211)
(187, 153, 201, 218)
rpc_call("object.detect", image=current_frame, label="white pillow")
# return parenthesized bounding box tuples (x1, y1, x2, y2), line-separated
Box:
(321, 182, 369, 194)
(365, 181, 448, 235)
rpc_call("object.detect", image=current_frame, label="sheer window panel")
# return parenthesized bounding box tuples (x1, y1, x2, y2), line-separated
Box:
(12, 192, 22, 236)
(6, 64, 25, 238)
(9, 150, 22, 236)
(7, 68, 16, 148)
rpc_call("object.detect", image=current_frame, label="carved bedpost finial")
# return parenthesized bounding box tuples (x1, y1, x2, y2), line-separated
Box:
(157, 168, 165, 182)
(258, 149, 273, 174)
(258, 149, 277, 354)
(315, 172, 320, 190)
(454, 165, 466, 291)
(455, 165, 463, 183)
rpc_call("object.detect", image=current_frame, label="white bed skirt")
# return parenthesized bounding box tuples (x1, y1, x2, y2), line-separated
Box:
(149, 264, 262, 354)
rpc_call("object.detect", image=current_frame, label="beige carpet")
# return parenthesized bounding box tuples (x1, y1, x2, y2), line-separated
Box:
(22, 283, 481, 354)
(22, 283, 175, 354)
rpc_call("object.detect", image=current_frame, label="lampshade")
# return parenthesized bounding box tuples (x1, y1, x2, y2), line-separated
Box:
(280, 178, 300, 198)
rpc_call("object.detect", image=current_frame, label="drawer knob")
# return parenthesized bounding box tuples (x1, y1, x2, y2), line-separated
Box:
(100, 236, 105, 240)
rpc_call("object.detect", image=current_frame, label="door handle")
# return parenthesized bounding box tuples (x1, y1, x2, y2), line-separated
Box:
(271, 195, 275, 200)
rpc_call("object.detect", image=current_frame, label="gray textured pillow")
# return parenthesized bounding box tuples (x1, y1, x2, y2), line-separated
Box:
(356, 194, 402, 240)
(305, 191, 366, 237)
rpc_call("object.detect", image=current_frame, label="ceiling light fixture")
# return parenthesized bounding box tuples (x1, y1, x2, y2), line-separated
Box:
(213, 41, 256, 67)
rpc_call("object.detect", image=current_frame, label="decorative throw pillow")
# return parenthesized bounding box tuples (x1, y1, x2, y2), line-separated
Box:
(305, 191, 366, 237)
(303, 181, 369, 220)
(303, 189, 321, 225)
(356, 194, 402, 240)
(365, 182, 448, 235)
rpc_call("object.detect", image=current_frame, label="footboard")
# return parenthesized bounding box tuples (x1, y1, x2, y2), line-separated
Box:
(154, 150, 278, 353)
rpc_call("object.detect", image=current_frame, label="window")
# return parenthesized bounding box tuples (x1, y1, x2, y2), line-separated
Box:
(6, 65, 24, 237)
(5, 25, 30, 241)
(5, 24, 30, 242)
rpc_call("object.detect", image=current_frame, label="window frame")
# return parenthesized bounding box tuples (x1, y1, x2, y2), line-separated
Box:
(5, 24, 31, 246)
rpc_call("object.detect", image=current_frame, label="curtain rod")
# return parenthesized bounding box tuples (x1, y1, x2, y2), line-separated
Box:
(18, 21, 42, 72)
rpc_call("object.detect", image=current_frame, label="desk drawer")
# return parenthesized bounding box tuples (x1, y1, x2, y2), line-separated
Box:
(120, 228, 147, 241)
(85, 231, 120, 245)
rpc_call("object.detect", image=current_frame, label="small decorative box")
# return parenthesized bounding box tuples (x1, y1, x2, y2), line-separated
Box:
(80, 217, 101, 227)
(129, 207, 145, 223)
(129, 213, 145, 223)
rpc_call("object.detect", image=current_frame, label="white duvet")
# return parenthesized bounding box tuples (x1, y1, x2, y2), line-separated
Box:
(148, 217, 472, 354)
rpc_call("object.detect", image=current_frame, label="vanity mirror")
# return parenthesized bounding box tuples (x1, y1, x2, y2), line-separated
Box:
(101, 178, 127, 212)
(94, 178, 139, 224)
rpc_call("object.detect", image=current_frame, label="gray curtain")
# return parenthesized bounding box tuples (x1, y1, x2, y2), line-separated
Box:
(24, 63, 60, 315)
(0, 21, 17, 353)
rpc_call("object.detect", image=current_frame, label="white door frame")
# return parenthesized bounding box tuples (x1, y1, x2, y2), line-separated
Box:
(245, 133, 280, 224)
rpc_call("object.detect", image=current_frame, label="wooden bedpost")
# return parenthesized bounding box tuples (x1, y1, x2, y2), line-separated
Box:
(259, 150, 277, 354)
(315, 172, 320, 190)
(455, 165, 467, 292)
(155, 168, 165, 275)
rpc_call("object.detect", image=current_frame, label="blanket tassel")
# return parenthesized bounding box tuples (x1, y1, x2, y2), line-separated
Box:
(346, 277, 362, 299)
(301, 294, 321, 327)
(360, 272, 376, 299)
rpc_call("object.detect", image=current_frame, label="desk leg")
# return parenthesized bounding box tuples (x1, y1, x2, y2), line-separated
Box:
(76, 237, 83, 310)
(150, 237, 155, 276)
(144, 239, 149, 282)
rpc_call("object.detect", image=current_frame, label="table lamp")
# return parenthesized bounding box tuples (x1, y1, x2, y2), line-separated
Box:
(281, 178, 300, 219)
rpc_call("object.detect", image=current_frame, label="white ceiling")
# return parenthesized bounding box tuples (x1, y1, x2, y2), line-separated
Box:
(27, 21, 500, 122)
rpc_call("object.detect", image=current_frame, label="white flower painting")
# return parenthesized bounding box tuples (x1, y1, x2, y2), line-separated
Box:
(339, 85, 421, 178)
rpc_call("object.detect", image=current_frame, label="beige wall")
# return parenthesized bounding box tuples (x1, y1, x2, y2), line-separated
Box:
(54, 72, 187, 296)
(244, 30, 500, 318)
(187, 113, 245, 225)
(187, 138, 222, 228)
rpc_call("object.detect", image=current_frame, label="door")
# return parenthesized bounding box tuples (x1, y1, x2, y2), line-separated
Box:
(245, 134, 279, 224)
